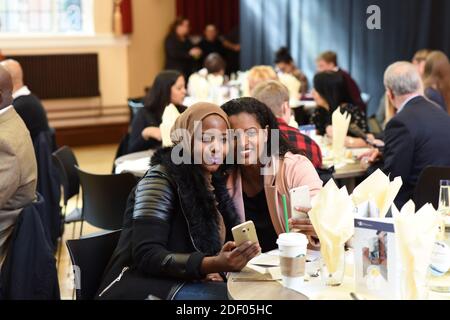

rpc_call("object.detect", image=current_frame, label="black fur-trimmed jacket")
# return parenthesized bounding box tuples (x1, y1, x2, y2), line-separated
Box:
(96, 148, 240, 300)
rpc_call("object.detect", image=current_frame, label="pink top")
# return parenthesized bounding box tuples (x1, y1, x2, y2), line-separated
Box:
(227, 153, 323, 235)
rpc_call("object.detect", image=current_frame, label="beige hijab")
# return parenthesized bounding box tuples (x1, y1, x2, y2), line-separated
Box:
(170, 102, 230, 245)
(170, 102, 231, 146)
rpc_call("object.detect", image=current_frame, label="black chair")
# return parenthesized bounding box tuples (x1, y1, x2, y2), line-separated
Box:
(52, 146, 83, 238)
(112, 133, 130, 174)
(52, 146, 84, 270)
(413, 166, 450, 209)
(127, 97, 144, 123)
(66, 230, 121, 300)
(75, 167, 137, 235)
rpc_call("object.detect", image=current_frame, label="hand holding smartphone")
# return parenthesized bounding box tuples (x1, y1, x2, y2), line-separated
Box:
(232, 221, 259, 247)
(289, 186, 311, 219)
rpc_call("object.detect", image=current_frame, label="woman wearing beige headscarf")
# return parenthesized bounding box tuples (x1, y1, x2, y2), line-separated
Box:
(97, 103, 261, 301)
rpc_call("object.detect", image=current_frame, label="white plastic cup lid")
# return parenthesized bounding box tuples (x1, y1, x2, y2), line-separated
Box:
(277, 233, 308, 247)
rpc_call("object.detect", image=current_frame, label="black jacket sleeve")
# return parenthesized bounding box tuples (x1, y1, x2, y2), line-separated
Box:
(130, 167, 206, 280)
(128, 110, 161, 153)
(165, 36, 193, 61)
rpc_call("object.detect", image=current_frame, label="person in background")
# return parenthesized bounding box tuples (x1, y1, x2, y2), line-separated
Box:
(165, 17, 202, 79)
(128, 70, 187, 154)
(203, 53, 226, 77)
(312, 71, 372, 148)
(423, 51, 450, 113)
(247, 66, 300, 128)
(252, 80, 323, 169)
(412, 49, 432, 77)
(0, 59, 50, 143)
(274, 47, 309, 95)
(222, 98, 323, 252)
(188, 53, 227, 101)
(359, 62, 450, 208)
(247, 66, 278, 94)
(376, 49, 432, 126)
(221, 26, 240, 75)
(199, 25, 225, 64)
(97, 103, 260, 300)
(316, 51, 367, 113)
(0, 65, 37, 268)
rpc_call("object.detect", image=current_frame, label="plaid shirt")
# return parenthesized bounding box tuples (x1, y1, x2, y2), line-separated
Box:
(277, 118, 323, 169)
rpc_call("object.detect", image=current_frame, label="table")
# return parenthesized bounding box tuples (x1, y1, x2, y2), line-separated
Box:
(228, 251, 450, 300)
(114, 150, 154, 177)
(227, 267, 308, 300)
(333, 162, 368, 192)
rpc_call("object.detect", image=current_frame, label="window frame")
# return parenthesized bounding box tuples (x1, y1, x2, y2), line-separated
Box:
(0, 0, 94, 36)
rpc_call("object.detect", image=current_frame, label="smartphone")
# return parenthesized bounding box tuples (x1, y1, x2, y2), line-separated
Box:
(232, 221, 259, 247)
(289, 186, 311, 219)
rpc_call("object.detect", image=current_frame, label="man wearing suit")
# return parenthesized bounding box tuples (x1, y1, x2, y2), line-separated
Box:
(316, 51, 367, 113)
(0, 65, 37, 268)
(361, 62, 450, 209)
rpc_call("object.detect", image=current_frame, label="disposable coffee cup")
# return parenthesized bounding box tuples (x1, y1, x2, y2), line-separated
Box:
(277, 233, 308, 289)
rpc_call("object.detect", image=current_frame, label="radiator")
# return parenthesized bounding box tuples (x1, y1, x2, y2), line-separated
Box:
(7, 54, 100, 100)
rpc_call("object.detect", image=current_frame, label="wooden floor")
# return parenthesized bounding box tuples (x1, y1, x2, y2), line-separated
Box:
(57, 144, 118, 300)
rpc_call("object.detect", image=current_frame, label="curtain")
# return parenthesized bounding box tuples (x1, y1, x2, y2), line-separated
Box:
(240, 0, 450, 115)
(176, 0, 239, 35)
(120, 0, 133, 34)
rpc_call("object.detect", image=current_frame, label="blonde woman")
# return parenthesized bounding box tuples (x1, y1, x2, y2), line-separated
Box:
(247, 65, 278, 94)
(423, 51, 450, 113)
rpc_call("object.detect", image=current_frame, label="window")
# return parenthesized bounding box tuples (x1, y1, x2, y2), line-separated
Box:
(0, 0, 93, 34)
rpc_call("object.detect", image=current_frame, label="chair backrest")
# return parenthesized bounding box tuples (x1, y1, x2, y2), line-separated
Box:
(76, 167, 137, 231)
(66, 231, 121, 300)
(112, 133, 131, 173)
(367, 116, 383, 135)
(413, 166, 450, 209)
(52, 146, 80, 205)
(127, 97, 144, 123)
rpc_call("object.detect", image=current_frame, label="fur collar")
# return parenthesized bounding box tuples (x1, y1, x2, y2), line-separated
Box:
(151, 148, 240, 255)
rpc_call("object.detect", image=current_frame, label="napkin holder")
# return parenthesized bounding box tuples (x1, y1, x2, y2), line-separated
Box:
(354, 217, 401, 299)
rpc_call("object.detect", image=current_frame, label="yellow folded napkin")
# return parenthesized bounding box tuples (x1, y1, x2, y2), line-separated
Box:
(352, 169, 403, 218)
(393, 201, 441, 300)
(331, 107, 351, 162)
(309, 180, 355, 273)
(160, 104, 181, 147)
(278, 73, 301, 101)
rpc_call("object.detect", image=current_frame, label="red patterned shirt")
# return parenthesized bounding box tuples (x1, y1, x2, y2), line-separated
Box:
(277, 118, 323, 169)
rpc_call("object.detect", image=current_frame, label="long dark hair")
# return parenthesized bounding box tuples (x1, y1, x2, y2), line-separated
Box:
(221, 97, 301, 158)
(168, 16, 188, 39)
(313, 71, 352, 113)
(144, 70, 183, 123)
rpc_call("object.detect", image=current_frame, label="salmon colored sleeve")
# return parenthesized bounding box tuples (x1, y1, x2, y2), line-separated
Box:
(284, 154, 323, 197)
